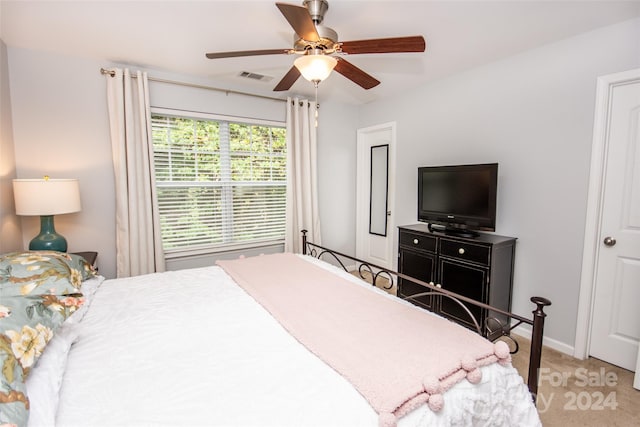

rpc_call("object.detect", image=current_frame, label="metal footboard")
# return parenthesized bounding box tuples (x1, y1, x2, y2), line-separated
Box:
(301, 229, 551, 402)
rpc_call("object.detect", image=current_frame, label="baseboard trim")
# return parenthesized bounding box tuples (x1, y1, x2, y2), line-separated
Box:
(344, 263, 357, 274)
(512, 325, 575, 357)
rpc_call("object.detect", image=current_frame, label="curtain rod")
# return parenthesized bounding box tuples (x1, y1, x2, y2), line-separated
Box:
(100, 68, 287, 103)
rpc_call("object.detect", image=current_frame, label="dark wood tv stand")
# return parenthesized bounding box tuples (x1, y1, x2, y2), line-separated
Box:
(398, 224, 516, 340)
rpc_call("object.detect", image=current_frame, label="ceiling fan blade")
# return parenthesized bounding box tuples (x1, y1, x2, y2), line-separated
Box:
(273, 66, 302, 91)
(276, 2, 320, 42)
(334, 58, 380, 90)
(340, 36, 426, 55)
(206, 49, 290, 59)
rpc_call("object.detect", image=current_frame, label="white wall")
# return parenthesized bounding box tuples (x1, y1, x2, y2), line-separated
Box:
(316, 100, 359, 255)
(8, 48, 117, 276)
(0, 38, 22, 252)
(357, 18, 640, 350)
(148, 76, 285, 123)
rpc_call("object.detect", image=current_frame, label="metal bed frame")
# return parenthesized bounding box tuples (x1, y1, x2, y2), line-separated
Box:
(301, 230, 551, 402)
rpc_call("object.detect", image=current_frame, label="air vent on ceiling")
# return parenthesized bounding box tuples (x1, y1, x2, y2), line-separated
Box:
(238, 71, 274, 82)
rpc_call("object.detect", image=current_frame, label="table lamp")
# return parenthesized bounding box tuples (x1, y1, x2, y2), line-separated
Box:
(12, 177, 81, 252)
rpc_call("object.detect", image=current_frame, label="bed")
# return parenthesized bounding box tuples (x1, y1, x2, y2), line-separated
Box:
(0, 233, 549, 427)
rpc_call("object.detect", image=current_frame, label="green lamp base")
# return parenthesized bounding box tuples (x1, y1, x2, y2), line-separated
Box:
(28, 215, 68, 252)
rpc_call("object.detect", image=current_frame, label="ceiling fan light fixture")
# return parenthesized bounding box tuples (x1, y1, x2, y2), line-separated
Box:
(294, 53, 337, 83)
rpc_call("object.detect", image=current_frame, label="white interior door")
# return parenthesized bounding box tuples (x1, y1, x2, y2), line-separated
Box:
(588, 71, 640, 383)
(356, 122, 396, 270)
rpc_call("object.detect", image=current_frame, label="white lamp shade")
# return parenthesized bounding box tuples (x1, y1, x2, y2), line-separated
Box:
(294, 54, 337, 82)
(13, 178, 81, 216)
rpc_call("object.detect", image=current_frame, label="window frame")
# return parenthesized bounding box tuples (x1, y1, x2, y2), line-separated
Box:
(151, 107, 287, 258)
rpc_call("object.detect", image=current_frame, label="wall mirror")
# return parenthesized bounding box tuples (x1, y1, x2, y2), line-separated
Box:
(369, 144, 389, 236)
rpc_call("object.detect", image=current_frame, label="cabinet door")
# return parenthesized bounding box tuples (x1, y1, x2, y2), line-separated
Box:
(398, 249, 436, 311)
(438, 259, 487, 333)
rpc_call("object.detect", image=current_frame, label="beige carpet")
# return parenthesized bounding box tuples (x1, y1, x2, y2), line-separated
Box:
(510, 337, 640, 426)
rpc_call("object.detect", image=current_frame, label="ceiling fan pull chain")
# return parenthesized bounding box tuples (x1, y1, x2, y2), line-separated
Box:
(314, 81, 319, 128)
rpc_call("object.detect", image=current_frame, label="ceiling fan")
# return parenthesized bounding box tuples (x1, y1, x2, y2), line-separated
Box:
(205, 0, 426, 91)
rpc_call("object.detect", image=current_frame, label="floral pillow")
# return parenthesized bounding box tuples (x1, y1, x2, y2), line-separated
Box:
(0, 251, 93, 426)
(0, 251, 95, 298)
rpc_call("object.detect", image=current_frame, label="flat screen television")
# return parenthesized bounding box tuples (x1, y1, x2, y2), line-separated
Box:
(418, 163, 498, 237)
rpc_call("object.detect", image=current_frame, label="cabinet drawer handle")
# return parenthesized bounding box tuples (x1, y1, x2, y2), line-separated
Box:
(413, 239, 419, 244)
(458, 248, 465, 255)
(436, 283, 442, 288)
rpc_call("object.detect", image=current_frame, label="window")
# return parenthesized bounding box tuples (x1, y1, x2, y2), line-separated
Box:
(151, 110, 286, 252)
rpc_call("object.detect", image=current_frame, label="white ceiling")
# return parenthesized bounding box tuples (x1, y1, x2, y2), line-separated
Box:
(1, 1, 639, 105)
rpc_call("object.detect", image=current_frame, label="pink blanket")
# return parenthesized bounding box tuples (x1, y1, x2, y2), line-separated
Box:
(217, 253, 511, 426)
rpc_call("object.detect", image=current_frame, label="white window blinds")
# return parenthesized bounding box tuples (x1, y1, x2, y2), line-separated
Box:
(151, 112, 286, 251)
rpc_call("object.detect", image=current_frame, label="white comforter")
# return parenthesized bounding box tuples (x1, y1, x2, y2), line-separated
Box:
(52, 256, 540, 426)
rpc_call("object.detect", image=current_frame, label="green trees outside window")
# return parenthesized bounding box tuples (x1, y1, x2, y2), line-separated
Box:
(151, 113, 286, 251)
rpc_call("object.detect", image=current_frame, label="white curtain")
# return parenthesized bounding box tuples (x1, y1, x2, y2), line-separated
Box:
(105, 68, 165, 277)
(285, 97, 321, 253)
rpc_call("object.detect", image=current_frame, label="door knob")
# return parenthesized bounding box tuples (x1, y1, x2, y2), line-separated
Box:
(603, 236, 617, 247)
